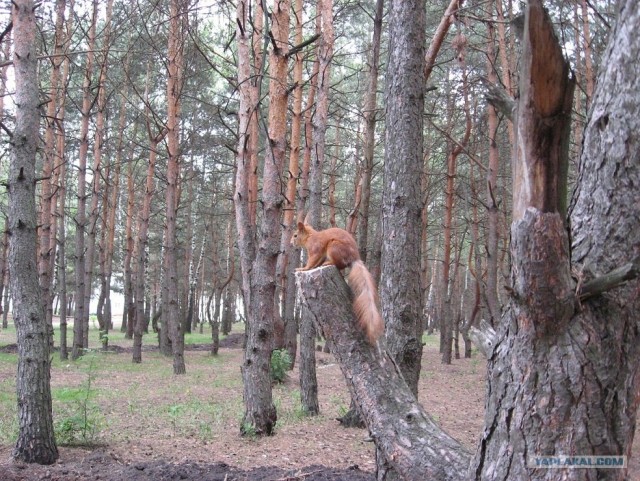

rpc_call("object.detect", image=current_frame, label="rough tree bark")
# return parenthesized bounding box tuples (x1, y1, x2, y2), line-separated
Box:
(296, 267, 470, 480)
(10, 0, 59, 464)
(381, 0, 425, 397)
(472, 1, 640, 480)
(234, 0, 290, 436)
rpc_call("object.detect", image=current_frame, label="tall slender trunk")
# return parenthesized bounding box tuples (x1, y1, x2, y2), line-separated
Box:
(39, 0, 66, 339)
(55, 8, 71, 357)
(0, 39, 9, 330)
(56, 157, 68, 360)
(133, 65, 167, 364)
(296, 25, 320, 414)
(275, 0, 304, 356)
(72, 0, 98, 360)
(122, 135, 136, 336)
(441, 45, 472, 364)
(83, 0, 114, 349)
(357, 0, 383, 261)
(98, 75, 127, 347)
(182, 163, 194, 335)
(164, 0, 186, 375)
(301, 0, 333, 418)
(309, 0, 333, 227)
(579, 0, 595, 108)
(235, 0, 290, 436)
(485, 21, 501, 326)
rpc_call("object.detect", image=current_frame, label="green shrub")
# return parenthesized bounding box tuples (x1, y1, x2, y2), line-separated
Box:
(270, 349, 292, 384)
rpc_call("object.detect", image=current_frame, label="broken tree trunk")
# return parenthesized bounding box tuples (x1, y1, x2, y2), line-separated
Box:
(295, 267, 470, 481)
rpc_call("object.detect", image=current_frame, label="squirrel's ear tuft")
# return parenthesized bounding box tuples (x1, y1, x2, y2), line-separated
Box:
(297, 221, 305, 231)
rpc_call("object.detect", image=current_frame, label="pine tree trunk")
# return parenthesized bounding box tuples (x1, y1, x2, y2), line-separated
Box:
(296, 267, 470, 480)
(53, 12, 71, 356)
(122, 137, 136, 336)
(164, 0, 186, 375)
(133, 131, 163, 363)
(133, 64, 167, 362)
(10, 0, 58, 464)
(0, 39, 8, 330)
(357, 0, 383, 261)
(234, 0, 290, 436)
(484, 21, 501, 327)
(381, 0, 425, 397)
(83, 0, 114, 349)
(55, 94, 69, 360)
(72, 0, 97, 359)
(275, 0, 304, 356)
(38, 0, 66, 338)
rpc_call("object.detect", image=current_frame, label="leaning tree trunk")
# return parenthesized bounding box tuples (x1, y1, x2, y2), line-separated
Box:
(10, 0, 59, 464)
(472, 1, 640, 480)
(296, 267, 470, 480)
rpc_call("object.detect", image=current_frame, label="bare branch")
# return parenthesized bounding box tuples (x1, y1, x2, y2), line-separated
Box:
(579, 256, 640, 301)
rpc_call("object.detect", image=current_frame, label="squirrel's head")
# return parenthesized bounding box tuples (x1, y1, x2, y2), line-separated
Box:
(291, 222, 311, 247)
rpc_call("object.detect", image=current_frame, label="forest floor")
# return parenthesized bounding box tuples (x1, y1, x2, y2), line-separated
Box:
(0, 320, 638, 481)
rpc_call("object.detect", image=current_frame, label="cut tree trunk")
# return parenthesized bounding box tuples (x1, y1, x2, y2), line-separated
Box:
(295, 267, 470, 480)
(471, 1, 640, 479)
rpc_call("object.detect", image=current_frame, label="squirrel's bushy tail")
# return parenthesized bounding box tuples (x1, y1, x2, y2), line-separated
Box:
(348, 260, 384, 344)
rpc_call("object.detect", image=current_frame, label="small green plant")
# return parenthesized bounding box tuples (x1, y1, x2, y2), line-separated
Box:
(240, 421, 258, 438)
(270, 349, 292, 384)
(167, 404, 185, 435)
(54, 353, 104, 446)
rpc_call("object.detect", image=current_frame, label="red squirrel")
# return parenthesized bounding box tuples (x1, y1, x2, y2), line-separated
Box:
(291, 221, 384, 344)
